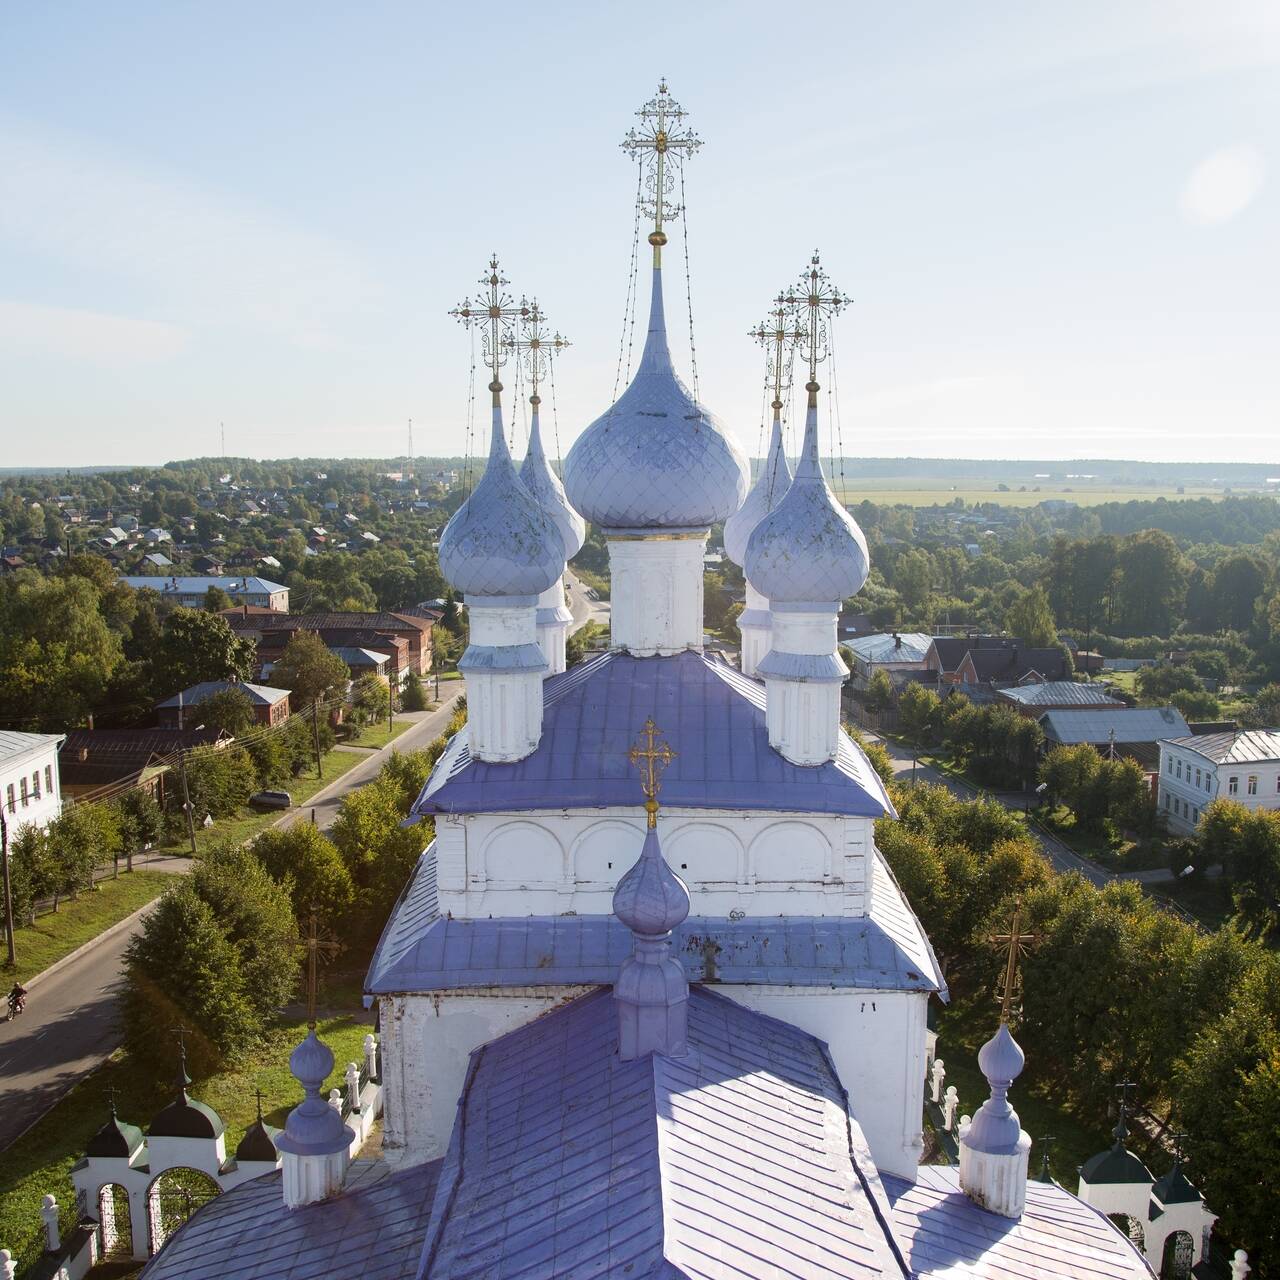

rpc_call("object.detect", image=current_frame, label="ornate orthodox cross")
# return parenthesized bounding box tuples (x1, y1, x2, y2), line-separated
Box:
(502, 299, 570, 411)
(989, 898, 1041, 1025)
(621, 81, 702, 265)
(749, 295, 808, 417)
(170, 1024, 192, 1087)
(628, 718, 676, 829)
(301, 910, 341, 1031)
(254, 1086, 267, 1124)
(1038, 1133, 1057, 1181)
(784, 251, 850, 405)
(105, 1084, 120, 1117)
(449, 257, 530, 404)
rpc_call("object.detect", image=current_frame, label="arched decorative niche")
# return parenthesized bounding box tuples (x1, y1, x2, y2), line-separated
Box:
(571, 819, 642, 885)
(479, 821, 562, 885)
(750, 820, 829, 883)
(663, 823, 742, 885)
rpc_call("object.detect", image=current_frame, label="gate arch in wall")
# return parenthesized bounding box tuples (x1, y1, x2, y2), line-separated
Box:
(663, 822, 743, 885)
(146, 1167, 220, 1256)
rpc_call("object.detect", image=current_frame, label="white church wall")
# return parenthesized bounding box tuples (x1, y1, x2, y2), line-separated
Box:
(434, 809, 872, 919)
(724, 985, 927, 1180)
(378, 987, 592, 1162)
(382, 981, 925, 1177)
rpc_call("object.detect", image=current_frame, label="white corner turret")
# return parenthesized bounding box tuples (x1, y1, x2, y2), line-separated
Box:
(959, 1021, 1032, 1218)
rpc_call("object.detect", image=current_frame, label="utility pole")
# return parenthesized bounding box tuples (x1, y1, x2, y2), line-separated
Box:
(178, 756, 197, 855)
(1, 814, 15, 968)
(388, 681, 394, 733)
(311, 701, 322, 779)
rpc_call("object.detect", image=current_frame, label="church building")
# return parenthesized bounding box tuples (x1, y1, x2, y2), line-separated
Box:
(125, 82, 1176, 1280)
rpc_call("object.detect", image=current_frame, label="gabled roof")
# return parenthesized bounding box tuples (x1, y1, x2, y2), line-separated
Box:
(1039, 706, 1190, 745)
(156, 680, 290, 708)
(0, 731, 64, 769)
(225, 609, 433, 634)
(413, 650, 893, 820)
(1160, 730, 1280, 765)
(961, 647, 1071, 684)
(926, 635, 1018, 672)
(121, 574, 287, 595)
(416, 986, 911, 1279)
(364, 845, 946, 998)
(883, 1166, 1155, 1279)
(998, 682, 1123, 709)
(846, 633, 934, 665)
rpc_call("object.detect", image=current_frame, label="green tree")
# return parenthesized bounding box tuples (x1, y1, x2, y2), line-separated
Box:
(1116, 530, 1188, 635)
(191, 687, 256, 736)
(113, 788, 163, 869)
(121, 883, 258, 1074)
(1005, 585, 1058, 647)
(401, 669, 428, 711)
(190, 844, 299, 1020)
(180, 744, 256, 821)
(1240, 683, 1280, 731)
(864, 668, 894, 715)
(156, 608, 256, 698)
(272, 632, 350, 709)
(203, 585, 234, 612)
(1212, 552, 1268, 632)
(1134, 662, 1203, 705)
(898, 683, 940, 745)
(249, 825, 356, 928)
(350, 672, 389, 726)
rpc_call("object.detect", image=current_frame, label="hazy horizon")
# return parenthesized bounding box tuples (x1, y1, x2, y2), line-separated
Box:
(2, 2, 1277, 467)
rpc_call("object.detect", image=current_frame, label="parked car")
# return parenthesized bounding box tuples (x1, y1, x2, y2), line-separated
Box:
(249, 789, 292, 810)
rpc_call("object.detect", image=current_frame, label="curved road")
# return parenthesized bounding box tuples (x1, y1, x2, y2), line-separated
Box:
(0, 686, 467, 1154)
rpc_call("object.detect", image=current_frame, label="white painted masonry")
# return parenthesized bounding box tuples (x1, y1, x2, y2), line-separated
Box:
(606, 535, 706, 655)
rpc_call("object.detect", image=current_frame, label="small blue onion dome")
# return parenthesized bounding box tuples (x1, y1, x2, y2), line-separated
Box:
(613, 826, 690, 937)
(520, 407, 585, 561)
(743, 395, 869, 606)
(723, 414, 792, 567)
(275, 1029, 350, 1157)
(563, 268, 748, 532)
(439, 404, 566, 599)
(965, 1022, 1027, 1155)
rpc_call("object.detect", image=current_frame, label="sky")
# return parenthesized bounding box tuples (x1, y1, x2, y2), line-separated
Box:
(1, 1, 1277, 468)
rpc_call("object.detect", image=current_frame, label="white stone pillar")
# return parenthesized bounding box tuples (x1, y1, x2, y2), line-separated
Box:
(41, 1195, 60, 1253)
(738, 581, 772, 678)
(930, 1058, 946, 1104)
(1232, 1249, 1251, 1280)
(757, 606, 847, 767)
(606, 533, 706, 656)
(534, 577, 573, 676)
(363, 1033, 378, 1081)
(0, 1248, 14, 1280)
(345, 1063, 361, 1114)
(458, 599, 547, 762)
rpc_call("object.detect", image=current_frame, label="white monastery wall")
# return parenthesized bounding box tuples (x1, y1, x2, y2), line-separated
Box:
(433, 808, 874, 919)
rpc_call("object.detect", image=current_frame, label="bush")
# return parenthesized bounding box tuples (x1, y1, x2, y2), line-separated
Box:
(244, 733, 291, 788)
(249, 824, 356, 929)
(179, 744, 257, 820)
(400, 669, 428, 711)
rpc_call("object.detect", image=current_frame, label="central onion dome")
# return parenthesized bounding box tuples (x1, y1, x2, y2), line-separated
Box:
(439, 402, 566, 599)
(521, 408, 585, 560)
(723, 415, 792, 567)
(744, 390, 869, 606)
(564, 269, 748, 532)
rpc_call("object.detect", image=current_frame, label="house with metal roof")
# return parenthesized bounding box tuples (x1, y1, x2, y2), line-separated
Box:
(120, 574, 289, 611)
(155, 680, 291, 728)
(845, 632, 934, 690)
(1157, 730, 1280, 834)
(1039, 706, 1190, 769)
(997, 681, 1124, 715)
(0, 730, 65, 833)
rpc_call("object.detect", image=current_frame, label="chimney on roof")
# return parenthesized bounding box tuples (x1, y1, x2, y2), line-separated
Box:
(894, 632, 901, 648)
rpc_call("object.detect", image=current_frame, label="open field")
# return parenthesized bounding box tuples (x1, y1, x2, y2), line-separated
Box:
(831, 479, 1235, 507)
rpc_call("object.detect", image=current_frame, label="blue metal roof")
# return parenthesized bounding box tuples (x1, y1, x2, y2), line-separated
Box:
(413, 650, 894, 820)
(139, 1159, 443, 1280)
(415, 985, 911, 1279)
(883, 1166, 1155, 1279)
(364, 845, 946, 997)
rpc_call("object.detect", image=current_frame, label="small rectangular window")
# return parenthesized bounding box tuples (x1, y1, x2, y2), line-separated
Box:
(1176, 760, 1182, 779)
(1229, 776, 1239, 795)
(1195, 768, 1201, 787)
(31, 771, 40, 800)
(20, 777, 28, 807)
(1193, 808, 1200, 823)
(1248, 775, 1258, 796)
(45, 764, 52, 791)
(1164, 792, 1171, 810)
(5, 784, 13, 813)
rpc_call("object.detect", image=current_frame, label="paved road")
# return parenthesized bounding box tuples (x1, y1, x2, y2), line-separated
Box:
(564, 570, 610, 635)
(0, 690, 467, 1154)
(276, 687, 466, 833)
(861, 730, 1115, 887)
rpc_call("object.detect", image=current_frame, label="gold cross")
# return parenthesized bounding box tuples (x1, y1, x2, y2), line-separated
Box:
(628, 718, 676, 829)
(301, 910, 342, 1030)
(749, 294, 808, 415)
(449, 256, 530, 402)
(989, 898, 1041, 1025)
(501, 299, 570, 409)
(621, 81, 702, 264)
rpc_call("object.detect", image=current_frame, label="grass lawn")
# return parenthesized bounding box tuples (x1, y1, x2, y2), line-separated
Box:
(2, 871, 174, 986)
(0, 1011, 370, 1275)
(173, 749, 368, 856)
(340, 718, 412, 751)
